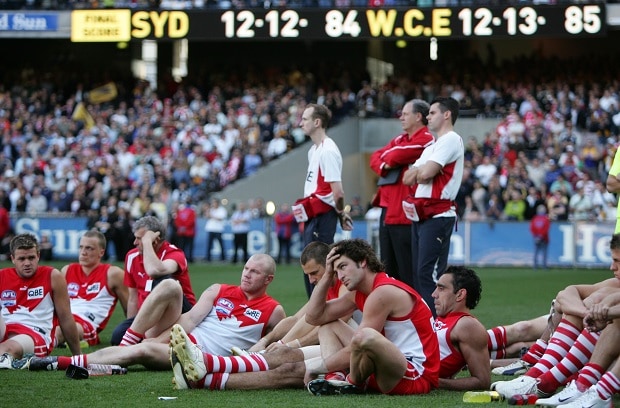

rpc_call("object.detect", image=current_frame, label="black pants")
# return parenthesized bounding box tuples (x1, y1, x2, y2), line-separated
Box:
(379, 209, 412, 284)
(408, 216, 456, 317)
(277, 236, 292, 264)
(232, 232, 248, 263)
(206, 231, 225, 261)
(302, 210, 338, 298)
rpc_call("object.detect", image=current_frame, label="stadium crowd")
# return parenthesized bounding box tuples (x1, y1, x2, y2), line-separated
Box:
(1, 50, 619, 260)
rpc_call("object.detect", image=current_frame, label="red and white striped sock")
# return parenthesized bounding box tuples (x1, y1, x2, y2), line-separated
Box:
(203, 373, 229, 390)
(576, 363, 605, 391)
(66, 354, 87, 369)
(537, 329, 599, 394)
(487, 326, 507, 359)
(119, 328, 144, 346)
(526, 319, 580, 378)
(204, 352, 269, 373)
(521, 339, 547, 365)
(597, 371, 620, 400)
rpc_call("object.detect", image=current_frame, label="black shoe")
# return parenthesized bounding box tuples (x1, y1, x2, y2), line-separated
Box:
(22, 355, 59, 371)
(307, 379, 363, 396)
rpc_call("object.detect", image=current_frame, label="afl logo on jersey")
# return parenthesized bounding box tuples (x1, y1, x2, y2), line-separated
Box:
(28, 286, 44, 300)
(215, 298, 234, 317)
(67, 282, 80, 297)
(1, 290, 17, 307)
(433, 319, 447, 333)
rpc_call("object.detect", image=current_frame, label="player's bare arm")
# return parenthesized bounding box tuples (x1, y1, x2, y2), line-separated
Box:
(440, 316, 490, 391)
(51, 268, 81, 355)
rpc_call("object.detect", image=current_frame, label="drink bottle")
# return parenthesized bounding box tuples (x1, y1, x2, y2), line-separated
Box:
(87, 364, 128, 376)
(462, 391, 504, 403)
(507, 394, 539, 405)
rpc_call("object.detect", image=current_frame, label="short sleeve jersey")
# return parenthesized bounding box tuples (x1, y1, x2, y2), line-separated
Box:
(412, 131, 464, 217)
(124, 241, 196, 308)
(304, 137, 343, 207)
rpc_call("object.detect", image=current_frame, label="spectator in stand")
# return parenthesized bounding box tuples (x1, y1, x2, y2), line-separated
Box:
(502, 188, 527, 221)
(550, 173, 574, 196)
(25, 186, 48, 214)
(243, 146, 263, 178)
(558, 144, 582, 184)
(580, 137, 602, 178)
(174, 200, 197, 263)
(524, 186, 546, 221)
(204, 198, 228, 262)
(266, 129, 289, 161)
(486, 192, 504, 221)
(569, 184, 595, 221)
(470, 179, 488, 217)
(530, 205, 550, 270)
(230, 201, 252, 264)
(274, 203, 296, 265)
(547, 189, 570, 221)
(474, 155, 497, 187)
(544, 159, 562, 190)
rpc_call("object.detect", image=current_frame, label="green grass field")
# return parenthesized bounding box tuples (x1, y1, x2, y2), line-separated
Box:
(1, 261, 617, 407)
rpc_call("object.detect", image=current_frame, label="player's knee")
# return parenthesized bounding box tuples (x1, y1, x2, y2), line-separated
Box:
(351, 327, 381, 350)
(152, 279, 182, 299)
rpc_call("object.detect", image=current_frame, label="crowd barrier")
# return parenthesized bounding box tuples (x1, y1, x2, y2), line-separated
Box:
(11, 215, 614, 268)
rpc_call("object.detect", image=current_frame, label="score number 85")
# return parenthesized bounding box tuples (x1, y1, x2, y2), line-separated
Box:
(565, 5, 602, 35)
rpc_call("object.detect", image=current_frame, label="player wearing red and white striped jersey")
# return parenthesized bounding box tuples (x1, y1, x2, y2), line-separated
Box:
(169, 240, 438, 394)
(21, 254, 284, 373)
(60, 230, 128, 346)
(432, 266, 489, 391)
(0, 234, 80, 368)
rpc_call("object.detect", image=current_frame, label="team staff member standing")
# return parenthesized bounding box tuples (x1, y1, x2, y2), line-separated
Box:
(298, 103, 353, 297)
(403, 97, 464, 317)
(369, 99, 434, 282)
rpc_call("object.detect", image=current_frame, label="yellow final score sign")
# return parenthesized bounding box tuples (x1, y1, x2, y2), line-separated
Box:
(71, 10, 131, 42)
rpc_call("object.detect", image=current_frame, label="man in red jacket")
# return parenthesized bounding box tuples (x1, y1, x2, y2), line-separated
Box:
(530, 204, 551, 270)
(369, 99, 434, 282)
(174, 202, 196, 263)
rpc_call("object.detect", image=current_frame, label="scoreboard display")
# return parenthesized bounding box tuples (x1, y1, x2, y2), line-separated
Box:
(61, 3, 607, 42)
(205, 4, 605, 40)
(0, 3, 609, 41)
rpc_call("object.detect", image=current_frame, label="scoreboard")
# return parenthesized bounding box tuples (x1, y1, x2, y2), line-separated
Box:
(0, 4, 606, 41)
(208, 4, 606, 40)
